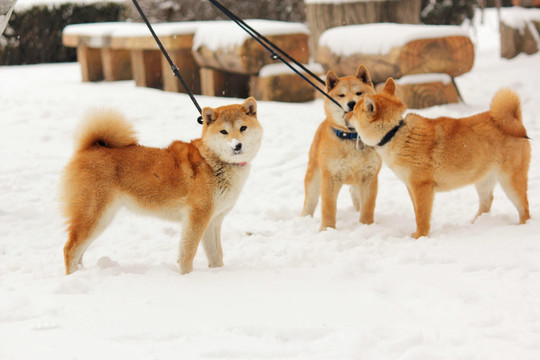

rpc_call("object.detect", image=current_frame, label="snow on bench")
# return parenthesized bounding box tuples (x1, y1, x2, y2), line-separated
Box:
(499, 7, 540, 59)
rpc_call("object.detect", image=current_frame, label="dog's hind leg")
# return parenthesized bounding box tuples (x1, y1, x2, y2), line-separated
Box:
(498, 168, 530, 224)
(202, 213, 226, 269)
(63, 197, 116, 275)
(408, 183, 434, 238)
(473, 173, 496, 223)
(301, 163, 321, 217)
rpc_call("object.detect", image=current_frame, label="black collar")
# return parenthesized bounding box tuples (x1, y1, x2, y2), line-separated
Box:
(334, 128, 358, 140)
(377, 119, 404, 147)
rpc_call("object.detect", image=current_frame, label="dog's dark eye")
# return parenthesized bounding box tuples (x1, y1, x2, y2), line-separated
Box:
(240, 126, 247, 132)
(338, 94, 345, 98)
(356, 92, 363, 96)
(220, 130, 228, 135)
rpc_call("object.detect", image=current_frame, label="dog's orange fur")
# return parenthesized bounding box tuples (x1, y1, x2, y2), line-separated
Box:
(61, 99, 263, 274)
(351, 78, 531, 238)
(301, 65, 381, 230)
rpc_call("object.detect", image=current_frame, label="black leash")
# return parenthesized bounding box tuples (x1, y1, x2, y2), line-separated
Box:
(207, 0, 344, 111)
(131, 0, 204, 124)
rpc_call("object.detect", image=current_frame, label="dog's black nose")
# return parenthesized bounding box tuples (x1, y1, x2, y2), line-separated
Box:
(234, 143, 242, 152)
(347, 101, 356, 111)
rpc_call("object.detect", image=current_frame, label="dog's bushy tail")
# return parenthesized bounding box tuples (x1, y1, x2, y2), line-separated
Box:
(489, 88, 528, 138)
(74, 109, 138, 153)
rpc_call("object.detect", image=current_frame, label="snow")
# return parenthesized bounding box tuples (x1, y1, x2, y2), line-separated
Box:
(500, 6, 540, 31)
(258, 62, 324, 78)
(396, 73, 452, 86)
(193, 20, 310, 52)
(319, 23, 470, 56)
(1, 8, 540, 360)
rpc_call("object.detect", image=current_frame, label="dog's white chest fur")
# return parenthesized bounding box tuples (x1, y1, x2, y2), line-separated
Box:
(212, 163, 250, 215)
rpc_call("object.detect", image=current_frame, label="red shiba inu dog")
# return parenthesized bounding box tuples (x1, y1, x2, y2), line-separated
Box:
(61, 98, 263, 274)
(301, 65, 381, 230)
(350, 78, 530, 238)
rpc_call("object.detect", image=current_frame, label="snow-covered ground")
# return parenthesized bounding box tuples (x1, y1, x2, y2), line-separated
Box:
(1, 9, 540, 359)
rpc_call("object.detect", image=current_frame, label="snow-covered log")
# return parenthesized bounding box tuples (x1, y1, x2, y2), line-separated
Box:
(317, 23, 474, 83)
(499, 7, 540, 59)
(305, 0, 421, 52)
(192, 20, 310, 75)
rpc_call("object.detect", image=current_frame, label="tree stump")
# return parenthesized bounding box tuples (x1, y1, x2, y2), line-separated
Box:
(305, 0, 421, 53)
(376, 74, 460, 109)
(317, 24, 474, 83)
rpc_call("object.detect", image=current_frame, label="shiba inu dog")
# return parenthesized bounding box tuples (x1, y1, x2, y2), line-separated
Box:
(350, 78, 530, 238)
(61, 98, 263, 274)
(301, 65, 382, 230)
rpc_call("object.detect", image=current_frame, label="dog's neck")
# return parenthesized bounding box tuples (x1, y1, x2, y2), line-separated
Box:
(377, 119, 405, 147)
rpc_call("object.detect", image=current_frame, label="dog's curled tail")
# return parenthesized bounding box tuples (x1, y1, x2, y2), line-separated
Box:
(489, 88, 528, 138)
(73, 109, 138, 153)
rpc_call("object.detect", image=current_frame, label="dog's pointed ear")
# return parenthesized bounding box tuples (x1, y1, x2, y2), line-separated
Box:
(355, 65, 373, 87)
(364, 96, 376, 115)
(241, 97, 257, 116)
(326, 70, 339, 92)
(382, 78, 396, 95)
(202, 107, 217, 125)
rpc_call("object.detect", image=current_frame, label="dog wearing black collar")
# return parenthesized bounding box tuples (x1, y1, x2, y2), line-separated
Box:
(301, 65, 382, 231)
(351, 78, 530, 238)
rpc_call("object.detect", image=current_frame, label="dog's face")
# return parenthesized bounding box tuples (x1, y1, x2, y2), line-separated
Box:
(324, 65, 375, 130)
(351, 78, 406, 146)
(202, 97, 263, 165)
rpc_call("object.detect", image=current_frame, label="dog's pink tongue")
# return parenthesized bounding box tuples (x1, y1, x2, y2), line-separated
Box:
(238, 162, 247, 166)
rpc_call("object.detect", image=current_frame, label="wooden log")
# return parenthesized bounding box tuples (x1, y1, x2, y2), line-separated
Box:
(318, 29, 474, 83)
(194, 33, 309, 75)
(376, 74, 460, 109)
(249, 63, 324, 102)
(398, 36, 475, 78)
(500, 20, 540, 58)
(305, 0, 421, 53)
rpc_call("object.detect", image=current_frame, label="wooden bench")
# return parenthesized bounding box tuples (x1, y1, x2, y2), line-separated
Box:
(192, 20, 314, 101)
(318, 23, 474, 107)
(62, 22, 141, 82)
(63, 21, 203, 94)
(110, 22, 203, 93)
